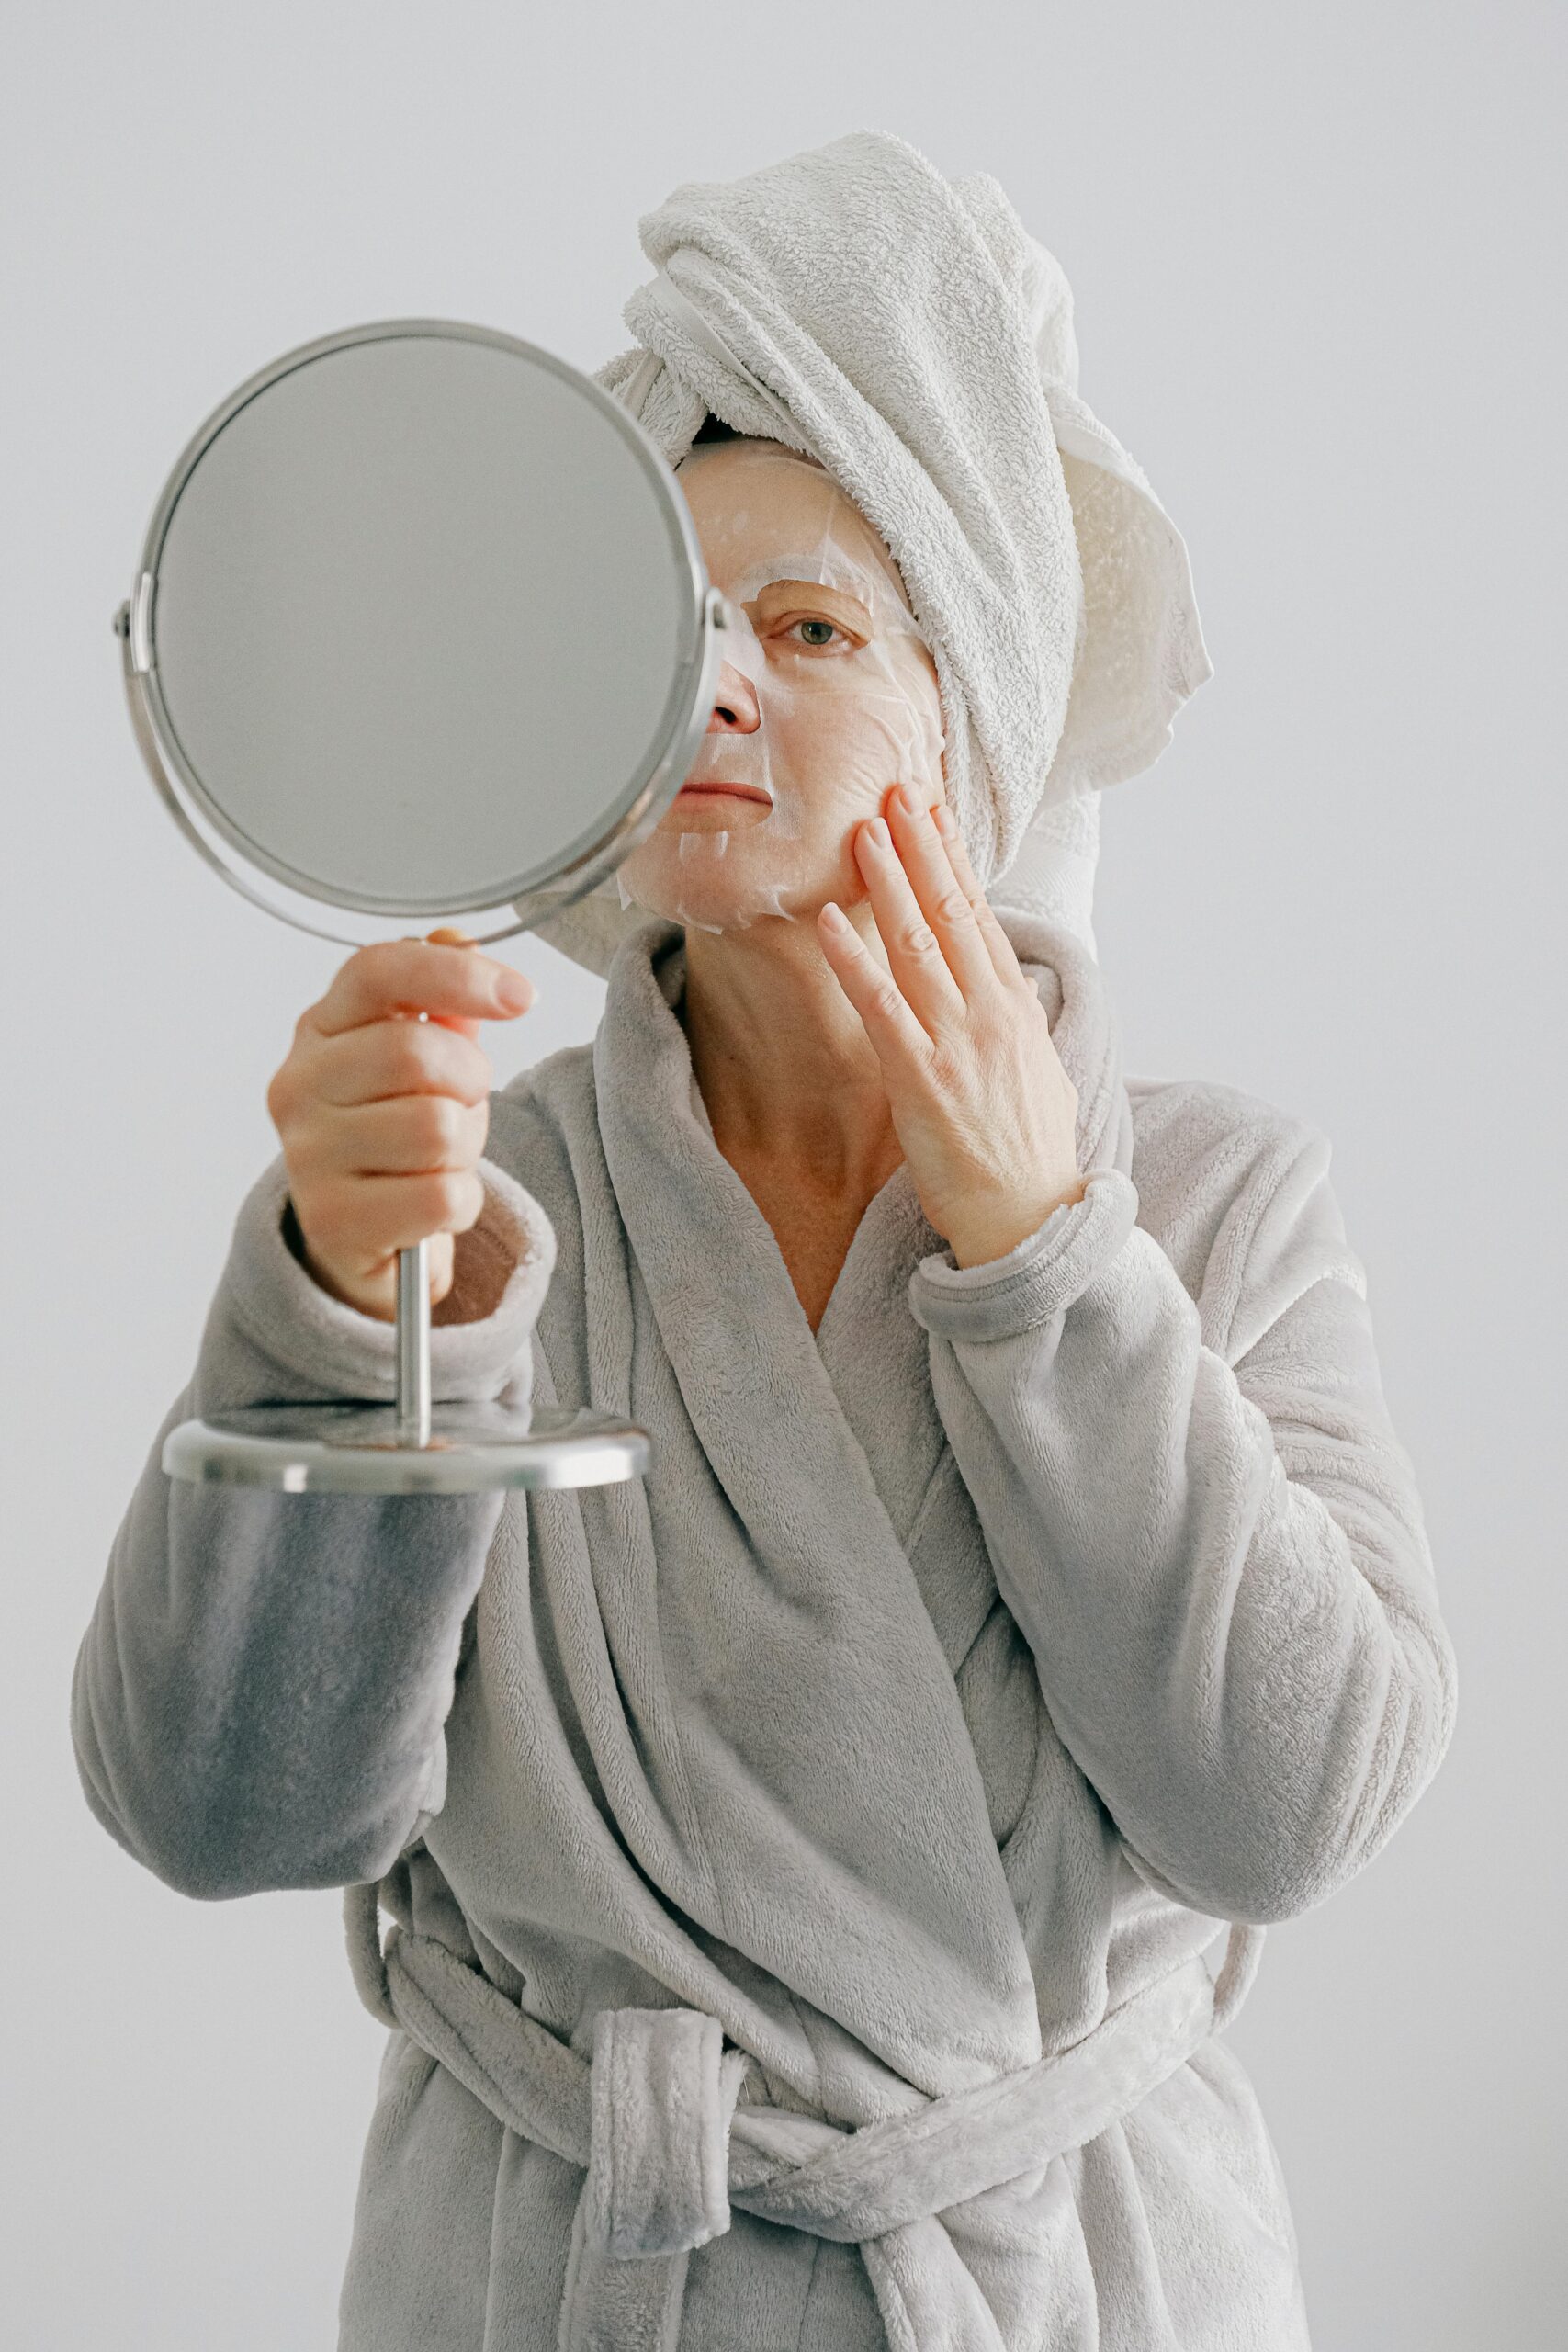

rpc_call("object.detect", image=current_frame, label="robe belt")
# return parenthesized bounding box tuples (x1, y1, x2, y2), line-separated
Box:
(345, 1887, 1263, 2352)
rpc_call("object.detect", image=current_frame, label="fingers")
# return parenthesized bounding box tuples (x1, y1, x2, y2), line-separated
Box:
(270, 931, 531, 1316)
(298, 1169, 486, 1271)
(298, 1015, 493, 1111)
(309, 937, 533, 1040)
(882, 784, 999, 1003)
(419, 927, 488, 1046)
(928, 804, 1031, 991)
(817, 901, 933, 1068)
(849, 805, 964, 1035)
(287, 1091, 490, 1182)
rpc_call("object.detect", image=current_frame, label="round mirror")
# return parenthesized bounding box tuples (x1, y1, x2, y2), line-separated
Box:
(118, 317, 726, 944)
(116, 318, 727, 1488)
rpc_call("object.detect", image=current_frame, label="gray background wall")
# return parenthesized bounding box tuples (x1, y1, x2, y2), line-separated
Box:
(4, 4, 1562, 2344)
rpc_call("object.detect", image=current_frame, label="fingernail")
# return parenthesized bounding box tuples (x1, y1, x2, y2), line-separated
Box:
(866, 817, 890, 848)
(494, 968, 532, 1012)
(933, 804, 957, 838)
(821, 901, 850, 931)
(898, 780, 923, 816)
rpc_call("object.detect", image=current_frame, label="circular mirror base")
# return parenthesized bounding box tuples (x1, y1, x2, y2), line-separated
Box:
(163, 1401, 649, 1494)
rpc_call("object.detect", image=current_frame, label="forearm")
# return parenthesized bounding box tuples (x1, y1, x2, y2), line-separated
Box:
(912, 1165, 1457, 1923)
(72, 1404, 502, 1896)
(71, 1150, 554, 1898)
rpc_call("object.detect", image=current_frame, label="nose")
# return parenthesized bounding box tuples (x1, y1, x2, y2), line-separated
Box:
(707, 660, 761, 735)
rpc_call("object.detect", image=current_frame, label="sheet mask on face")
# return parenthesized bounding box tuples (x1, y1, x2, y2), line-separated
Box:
(615, 440, 947, 935)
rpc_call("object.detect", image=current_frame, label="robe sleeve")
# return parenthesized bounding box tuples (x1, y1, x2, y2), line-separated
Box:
(906, 1114, 1458, 1926)
(70, 1148, 555, 1901)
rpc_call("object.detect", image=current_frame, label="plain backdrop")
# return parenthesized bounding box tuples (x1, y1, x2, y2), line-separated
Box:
(4, 5, 1563, 2346)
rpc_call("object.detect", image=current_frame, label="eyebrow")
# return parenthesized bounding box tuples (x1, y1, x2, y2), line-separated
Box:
(743, 579, 874, 638)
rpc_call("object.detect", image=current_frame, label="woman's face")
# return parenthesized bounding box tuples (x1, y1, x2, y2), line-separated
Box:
(615, 438, 947, 938)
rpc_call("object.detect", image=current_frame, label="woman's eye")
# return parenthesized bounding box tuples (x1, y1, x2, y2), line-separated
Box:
(793, 618, 840, 647)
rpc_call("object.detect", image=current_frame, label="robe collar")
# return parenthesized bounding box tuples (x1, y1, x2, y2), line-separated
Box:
(573, 911, 1134, 2097)
(589, 902, 1133, 1578)
(600, 903, 1134, 1217)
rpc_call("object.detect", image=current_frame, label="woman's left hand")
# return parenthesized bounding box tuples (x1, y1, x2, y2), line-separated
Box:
(818, 781, 1086, 1270)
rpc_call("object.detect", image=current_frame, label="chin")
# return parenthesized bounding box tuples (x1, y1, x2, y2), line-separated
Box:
(617, 854, 794, 936)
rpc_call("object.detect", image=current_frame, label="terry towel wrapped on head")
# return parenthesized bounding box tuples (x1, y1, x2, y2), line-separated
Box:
(73, 131, 1457, 2351)
(519, 126, 1213, 975)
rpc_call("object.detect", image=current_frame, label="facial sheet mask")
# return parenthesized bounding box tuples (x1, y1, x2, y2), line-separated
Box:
(615, 446, 946, 936)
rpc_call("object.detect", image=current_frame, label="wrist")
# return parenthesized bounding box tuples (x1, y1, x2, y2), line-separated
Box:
(946, 1177, 1088, 1271)
(908, 1167, 1141, 1343)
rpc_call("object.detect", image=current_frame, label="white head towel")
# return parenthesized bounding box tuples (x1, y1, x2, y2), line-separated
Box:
(523, 130, 1211, 975)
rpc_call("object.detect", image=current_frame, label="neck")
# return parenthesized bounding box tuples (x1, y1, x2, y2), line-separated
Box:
(680, 908, 902, 1199)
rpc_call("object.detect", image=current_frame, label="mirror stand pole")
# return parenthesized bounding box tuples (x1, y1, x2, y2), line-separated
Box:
(396, 1240, 433, 1447)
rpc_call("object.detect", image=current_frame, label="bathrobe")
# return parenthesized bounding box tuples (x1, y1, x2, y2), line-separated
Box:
(72, 909, 1457, 2350)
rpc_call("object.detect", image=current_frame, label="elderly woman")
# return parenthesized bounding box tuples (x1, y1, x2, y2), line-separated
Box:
(72, 134, 1456, 2350)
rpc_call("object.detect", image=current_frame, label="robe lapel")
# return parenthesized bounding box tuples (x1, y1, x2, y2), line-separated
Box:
(684, 1057, 949, 1555)
(590, 922, 1041, 2093)
(541, 910, 1133, 2102)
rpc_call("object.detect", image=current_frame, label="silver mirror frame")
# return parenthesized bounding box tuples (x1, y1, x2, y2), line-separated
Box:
(114, 315, 718, 1493)
(113, 316, 729, 947)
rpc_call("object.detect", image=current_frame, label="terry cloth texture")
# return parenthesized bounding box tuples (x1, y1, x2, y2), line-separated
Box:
(73, 910, 1456, 2349)
(516, 129, 1212, 978)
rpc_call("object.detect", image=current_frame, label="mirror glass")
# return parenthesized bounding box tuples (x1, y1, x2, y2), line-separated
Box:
(136, 323, 713, 924)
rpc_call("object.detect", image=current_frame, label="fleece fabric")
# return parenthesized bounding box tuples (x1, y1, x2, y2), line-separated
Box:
(72, 910, 1456, 2350)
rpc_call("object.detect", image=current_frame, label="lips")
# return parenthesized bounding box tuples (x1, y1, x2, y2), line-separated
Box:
(676, 779, 772, 805)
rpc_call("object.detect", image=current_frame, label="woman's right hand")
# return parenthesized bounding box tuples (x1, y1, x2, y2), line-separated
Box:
(265, 930, 536, 1321)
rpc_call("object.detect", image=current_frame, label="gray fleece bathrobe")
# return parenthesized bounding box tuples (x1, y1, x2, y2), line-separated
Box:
(73, 908, 1457, 2350)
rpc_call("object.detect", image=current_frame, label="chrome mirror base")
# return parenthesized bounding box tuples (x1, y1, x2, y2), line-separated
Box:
(163, 1399, 649, 1496)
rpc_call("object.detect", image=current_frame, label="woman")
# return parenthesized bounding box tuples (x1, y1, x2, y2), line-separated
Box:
(72, 134, 1457, 2349)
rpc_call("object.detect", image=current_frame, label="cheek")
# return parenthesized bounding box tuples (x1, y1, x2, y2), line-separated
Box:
(775, 697, 872, 800)
(774, 684, 941, 822)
